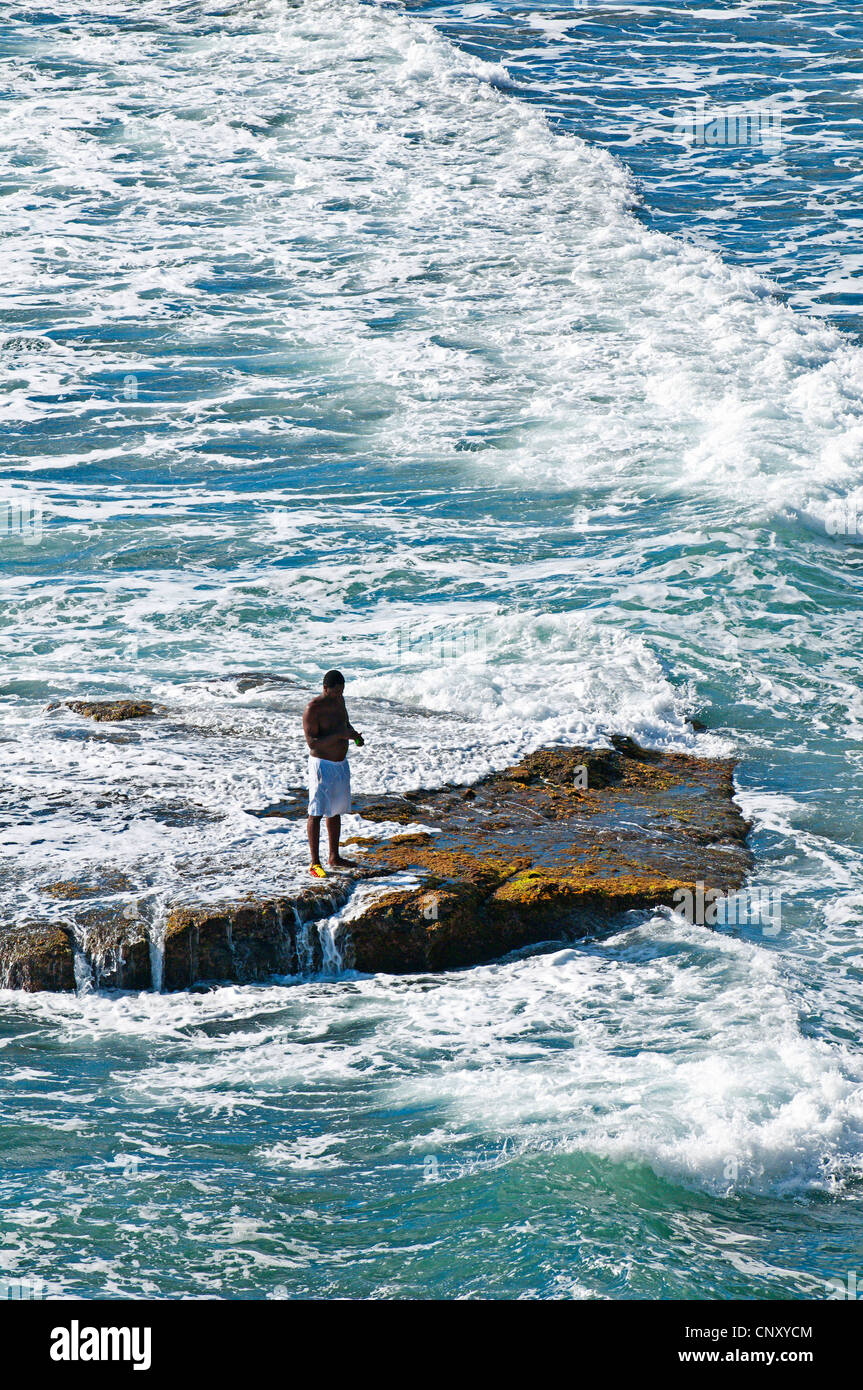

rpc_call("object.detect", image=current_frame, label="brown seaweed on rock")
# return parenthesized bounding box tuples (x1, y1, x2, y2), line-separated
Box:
(62, 700, 163, 722)
(0, 740, 751, 992)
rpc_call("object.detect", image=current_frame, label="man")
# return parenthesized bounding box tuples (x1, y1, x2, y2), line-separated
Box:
(303, 670, 364, 877)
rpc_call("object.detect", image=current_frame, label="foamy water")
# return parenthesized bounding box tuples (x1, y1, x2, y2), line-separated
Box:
(1, 0, 862, 1298)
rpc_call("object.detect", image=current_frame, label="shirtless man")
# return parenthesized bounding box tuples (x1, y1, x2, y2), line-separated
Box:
(302, 670, 364, 876)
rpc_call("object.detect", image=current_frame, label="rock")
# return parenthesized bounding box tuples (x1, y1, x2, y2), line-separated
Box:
(609, 734, 663, 763)
(161, 882, 355, 989)
(2, 740, 751, 991)
(223, 672, 301, 694)
(41, 871, 135, 900)
(78, 910, 152, 991)
(0, 923, 76, 991)
(244, 792, 307, 820)
(3, 334, 55, 354)
(63, 700, 163, 722)
(341, 741, 750, 973)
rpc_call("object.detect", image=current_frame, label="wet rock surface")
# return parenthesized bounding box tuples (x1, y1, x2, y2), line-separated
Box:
(342, 740, 751, 972)
(160, 882, 357, 990)
(0, 923, 76, 992)
(62, 700, 164, 722)
(0, 740, 751, 992)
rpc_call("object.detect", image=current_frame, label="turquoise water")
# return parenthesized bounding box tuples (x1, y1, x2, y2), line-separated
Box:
(1, 0, 863, 1299)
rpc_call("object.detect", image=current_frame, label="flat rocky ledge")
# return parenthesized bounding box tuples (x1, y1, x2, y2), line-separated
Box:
(1, 738, 751, 993)
(59, 699, 165, 722)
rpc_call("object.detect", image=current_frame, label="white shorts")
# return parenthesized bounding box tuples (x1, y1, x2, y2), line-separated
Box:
(307, 755, 351, 818)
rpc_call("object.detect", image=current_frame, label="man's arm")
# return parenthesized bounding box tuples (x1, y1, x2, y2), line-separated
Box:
(343, 705, 364, 747)
(340, 706, 364, 750)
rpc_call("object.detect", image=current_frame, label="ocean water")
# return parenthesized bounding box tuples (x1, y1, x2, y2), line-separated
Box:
(1, 0, 862, 1299)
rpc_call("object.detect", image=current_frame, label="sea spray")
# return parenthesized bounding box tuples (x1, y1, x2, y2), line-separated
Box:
(317, 918, 344, 976)
(123, 893, 171, 994)
(293, 908, 317, 975)
(71, 929, 95, 996)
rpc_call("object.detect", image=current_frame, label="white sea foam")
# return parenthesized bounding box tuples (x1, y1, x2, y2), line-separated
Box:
(1, 0, 863, 1240)
(5, 908, 862, 1200)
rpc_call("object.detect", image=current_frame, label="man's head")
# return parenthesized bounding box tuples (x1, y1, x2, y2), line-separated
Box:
(322, 669, 345, 693)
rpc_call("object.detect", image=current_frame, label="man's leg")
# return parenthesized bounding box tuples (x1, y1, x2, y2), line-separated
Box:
(326, 816, 356, 868)
(308, 815, 323, 870)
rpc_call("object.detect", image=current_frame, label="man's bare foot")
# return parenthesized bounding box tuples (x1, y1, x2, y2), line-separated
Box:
(310, 862, 327, 879)
(328, 855, 357, 869)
